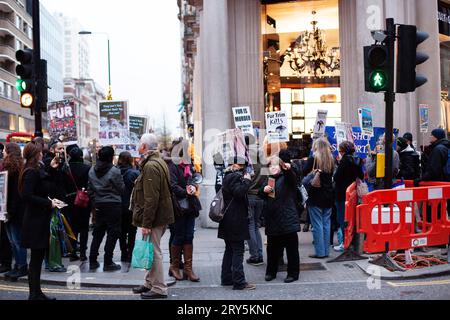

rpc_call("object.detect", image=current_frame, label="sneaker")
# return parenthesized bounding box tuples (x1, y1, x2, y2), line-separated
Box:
(333, 244, 344, 252)
(233, 283, 256, 291)
(103, 263, 121, 272)
(48, 266, 67, 273)
(246, 258, 264, 266)
(89, 261, 100, 270)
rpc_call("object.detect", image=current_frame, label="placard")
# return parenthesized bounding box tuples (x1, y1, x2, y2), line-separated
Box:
(265, 111, 289, 143)
(232, 107, 254, 136)
(47, 99, 78, 145)
(0, 171, 8, 222)
(335, 122, 354, 146)
(419, 105, 430, 133)
(98, 101, 130, 145)
(358, 107, 374, 137)
(313, 110, 328, 139)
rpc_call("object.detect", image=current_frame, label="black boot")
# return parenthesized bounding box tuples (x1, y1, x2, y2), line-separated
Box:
(0, 263, 12, 274)
(6, 265, 28, 281)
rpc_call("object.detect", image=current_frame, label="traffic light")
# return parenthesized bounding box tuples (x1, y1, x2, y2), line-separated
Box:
(15, 49, 35, 109)
(364, 45, 390, 92)
(396, 25, 429, 93)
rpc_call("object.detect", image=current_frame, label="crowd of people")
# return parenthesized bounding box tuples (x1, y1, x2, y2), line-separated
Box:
(0, 127, 449, 300)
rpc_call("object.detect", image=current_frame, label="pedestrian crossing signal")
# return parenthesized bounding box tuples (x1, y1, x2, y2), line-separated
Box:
(364, 45, 390, 93)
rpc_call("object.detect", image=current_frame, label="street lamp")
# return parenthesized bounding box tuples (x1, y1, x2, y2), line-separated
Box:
(79, 31, 113, 100)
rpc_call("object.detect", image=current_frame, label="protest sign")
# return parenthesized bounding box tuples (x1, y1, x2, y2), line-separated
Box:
(232, 107, 254, 136)
(335, 122, 354, 146)
(98, 101, 130, 145)
(358, 108, 374, 137)
(419, 105, 430, 133)
(47, 99, 78, 145)
(313, 110, 328, 139)
(0, 172, 8, 222)
(265, 111, 289, 143)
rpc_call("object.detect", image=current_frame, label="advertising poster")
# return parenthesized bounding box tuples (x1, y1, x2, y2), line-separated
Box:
(358, 107, 374, 137)
(419, 105, 430, 133)
(98, 101, 130, 146)
(47, 99, 78, 145)
(265, 111, 289, 143)
(325, 126, 399, 159)
(335, 122, 354, 146)
(0, 171, 7, 222)
(313, 110, 328, 139)
(232, 107, 254, 136)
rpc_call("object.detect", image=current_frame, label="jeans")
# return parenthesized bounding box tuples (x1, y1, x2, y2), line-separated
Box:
(221, 240, 246, 289)
(171, 214, 196, 246)
(309, 206, 332, 257)
(266, 233, 300, 278)
(89, 204, 122, 265)
(247, 197, 263, 260)
(335, 201, 346, 246)
(5, 223, 27, 268)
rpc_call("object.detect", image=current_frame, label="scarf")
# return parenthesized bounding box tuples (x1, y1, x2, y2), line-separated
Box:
(179, 160, 192, 179)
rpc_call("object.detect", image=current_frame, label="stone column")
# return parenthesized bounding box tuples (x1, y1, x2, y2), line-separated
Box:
(198, 0, 232, 228)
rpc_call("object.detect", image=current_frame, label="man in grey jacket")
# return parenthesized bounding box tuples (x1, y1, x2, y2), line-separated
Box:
(88, 146, 125, 272)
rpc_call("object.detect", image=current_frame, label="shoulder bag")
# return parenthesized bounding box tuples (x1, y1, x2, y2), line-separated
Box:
(68, 169, 90, 209)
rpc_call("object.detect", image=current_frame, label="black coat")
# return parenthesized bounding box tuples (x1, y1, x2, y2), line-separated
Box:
(397, 149, 420, 180)
(422, 139, 450, 182)
(168, 161, 200, 218)
(21, 167, 58, 249)
(5, 171, 24, 225)
(303, 157, 335, 209)
(258, 169, 300, 236)
(64, 160, 91, 205)
(333, 154, 364, 201)
(119, 165, 140, 213)
(218, 171, 251, 242)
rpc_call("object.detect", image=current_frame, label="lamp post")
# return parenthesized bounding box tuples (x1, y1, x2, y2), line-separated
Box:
(79, 31, 113, 100)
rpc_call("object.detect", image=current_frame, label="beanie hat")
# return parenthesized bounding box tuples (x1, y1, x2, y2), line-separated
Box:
(397, 137, 408, 151)
(431, 128, 446, 141)
(98, 146, 115, 162)
(69, 147, 83, 161)
(403, 132, 413, 142)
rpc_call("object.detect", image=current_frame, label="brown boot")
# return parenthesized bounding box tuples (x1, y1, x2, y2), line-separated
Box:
(183, 244, 200, 282)
(169, 245, 184, 281)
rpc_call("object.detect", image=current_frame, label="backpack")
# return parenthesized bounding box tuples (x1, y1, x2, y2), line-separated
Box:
(444, 148, 450, 182)
(209, 188, 233, 223)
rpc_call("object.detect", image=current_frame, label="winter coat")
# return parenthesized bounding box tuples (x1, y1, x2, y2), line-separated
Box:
(334, 154, 364, 201)
(4, 170, 23, 225)
(131, 151, 175, 229)
(258, 168, 300, 236)
(119, 165, 140, 213)
(21, 167, 58, 249)
(365, 150, 400, 190)
(64, 160, 91, 205)
(422, 139, 450, 182)
(168, 161, 200, 219)
(88, 161, 125, 206)
(218, 170, 252, 242)
(302, 157, 335, 209)
(397, 146, 421, 180)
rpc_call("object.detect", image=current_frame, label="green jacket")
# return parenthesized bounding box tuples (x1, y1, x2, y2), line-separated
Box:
(132, 151, 175, 229)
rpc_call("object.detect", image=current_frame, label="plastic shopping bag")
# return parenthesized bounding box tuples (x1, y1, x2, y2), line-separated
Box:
(132, 235, 154, 270)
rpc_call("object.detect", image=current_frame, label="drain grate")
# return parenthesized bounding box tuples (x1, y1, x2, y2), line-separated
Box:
(278, 263, 326, 272)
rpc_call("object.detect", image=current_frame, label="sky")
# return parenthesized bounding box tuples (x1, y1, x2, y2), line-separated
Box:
(40, 0, 183, 135)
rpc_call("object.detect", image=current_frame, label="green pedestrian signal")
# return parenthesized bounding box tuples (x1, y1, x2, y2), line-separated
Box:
(370, 71, 387, 90)
(16, 79, 26, 92)
(364, 45, 390, 92)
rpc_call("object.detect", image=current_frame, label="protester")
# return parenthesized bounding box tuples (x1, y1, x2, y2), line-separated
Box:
(218, 157, 255, 291)
(20, 142, 59, 300)
(118, 151, 140, 263)
(1, 143, 27, 280)
(64, 146, 91, 262)
(131, 134, 175, 300)
(0, 140, 12, 273)
(259, 156, 300, 283)
(168, 139, 202, 282)
(396, 137, 420, 181)
(403, 132, 415, 151)
(88, 146, 125, 272)
(303, 138, 335, 259)
(333, 141, 364, 252)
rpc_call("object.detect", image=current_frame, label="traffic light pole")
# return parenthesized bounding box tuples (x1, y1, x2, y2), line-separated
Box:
(32, 0, 43, 138)
(384, 18, 396, 190)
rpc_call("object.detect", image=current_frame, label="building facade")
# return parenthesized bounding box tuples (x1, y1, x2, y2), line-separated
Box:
(0, 0, 34, 140)
(178, 0, 444, 227)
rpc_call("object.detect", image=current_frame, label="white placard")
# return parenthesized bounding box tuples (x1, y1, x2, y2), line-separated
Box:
(358, 107, 374, 137)
(313, 110, 328, 139)
(265, 111, 289, 143)
(98, 100, 130, 146)
(232, 107, 254, 136)
(335, 122, 354, 146)
(0, 171, 8, 222)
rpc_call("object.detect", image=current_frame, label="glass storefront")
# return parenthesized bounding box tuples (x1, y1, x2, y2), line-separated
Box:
(262, 0, 341, 141)
(440, 0, 450, 133)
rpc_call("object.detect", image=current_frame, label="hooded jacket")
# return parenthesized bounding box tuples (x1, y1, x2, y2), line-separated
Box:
(422, 139, 450, 182)
(397, 146, 421, 180)
(88, 161, 125, 206)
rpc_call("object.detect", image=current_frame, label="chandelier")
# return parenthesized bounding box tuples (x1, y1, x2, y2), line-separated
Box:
(282, 11, 340, 78)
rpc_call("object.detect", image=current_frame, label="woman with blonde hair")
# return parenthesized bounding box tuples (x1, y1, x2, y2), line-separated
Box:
(302, 138, 335, 259)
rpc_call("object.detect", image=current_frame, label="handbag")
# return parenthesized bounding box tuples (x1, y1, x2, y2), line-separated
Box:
(132, 235, 154, 270)
(303, 158, 321, 190)
(68, 169, 90, 209)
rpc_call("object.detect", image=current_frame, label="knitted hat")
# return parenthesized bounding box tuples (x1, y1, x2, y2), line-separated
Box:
(397, 137, 408, 151)
(403, 132, 413, 142)
(431, 128, 446, 141)
(69, 146, 83, 161)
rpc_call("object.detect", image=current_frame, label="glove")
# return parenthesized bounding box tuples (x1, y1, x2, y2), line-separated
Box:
(414, 179, 421, 187)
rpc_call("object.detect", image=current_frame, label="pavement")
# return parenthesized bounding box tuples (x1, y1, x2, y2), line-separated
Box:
(0, 226, 449, 290)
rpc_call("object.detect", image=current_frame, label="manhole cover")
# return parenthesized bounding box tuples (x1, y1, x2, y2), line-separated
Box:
(279, 263, 326, 272)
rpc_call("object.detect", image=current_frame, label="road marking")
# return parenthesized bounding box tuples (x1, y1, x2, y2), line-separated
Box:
(387, 280, 450, 288)
(0, 284, 133, 296)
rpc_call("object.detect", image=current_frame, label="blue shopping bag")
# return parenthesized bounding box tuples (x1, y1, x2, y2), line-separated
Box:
(131, 236, 154, 270)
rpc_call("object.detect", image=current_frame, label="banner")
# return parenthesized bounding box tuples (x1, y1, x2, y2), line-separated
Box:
(98, 101, 130, 146)
(0, 171, 7, 222)
(265, 111, 289, 143)
(232, 107, 254, 136)
(335, 122, 354, 146)
(358, 107, 374, 137)
(419, 105, 430, 133)
(47, 99, 78, 145)
(313, 110, 328, 139)
(325, 126, 399, 159)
